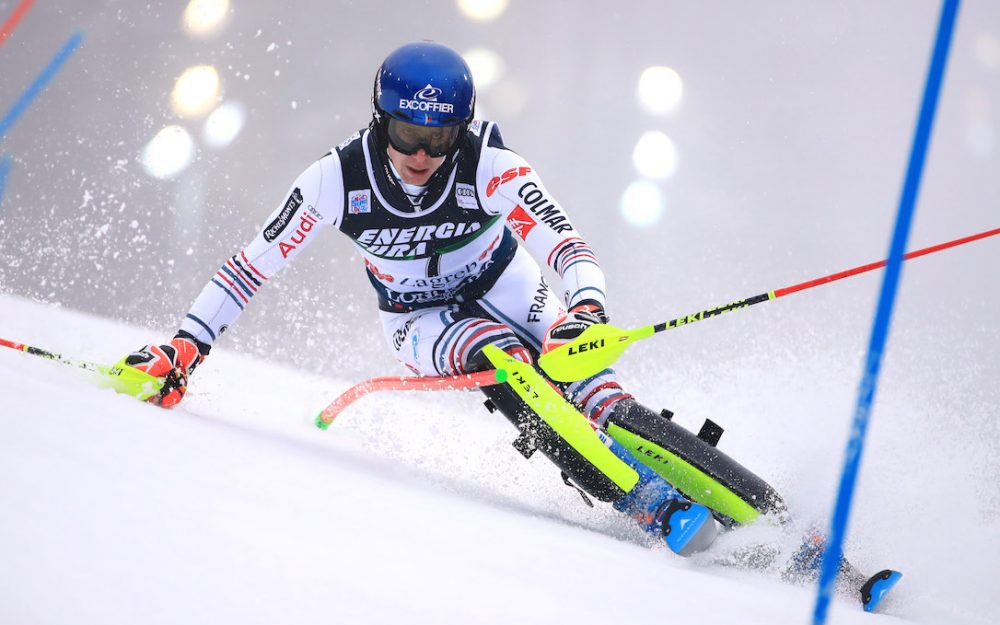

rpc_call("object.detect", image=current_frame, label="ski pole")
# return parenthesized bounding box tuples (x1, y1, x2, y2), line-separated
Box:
(0, 336, 104, 371)
(0, 336, 163, 400)
(539, 226, 1000, 382)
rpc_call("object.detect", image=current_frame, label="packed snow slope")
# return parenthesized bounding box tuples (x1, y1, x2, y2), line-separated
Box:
(1, 294, 996, 625)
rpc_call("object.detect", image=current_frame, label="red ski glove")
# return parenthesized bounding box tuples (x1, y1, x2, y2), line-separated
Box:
(542, 303, 608, 354)
(123, 335, 206, 408)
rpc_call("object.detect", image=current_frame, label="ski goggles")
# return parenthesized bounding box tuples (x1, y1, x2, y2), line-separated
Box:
(386, 118, 462, 157)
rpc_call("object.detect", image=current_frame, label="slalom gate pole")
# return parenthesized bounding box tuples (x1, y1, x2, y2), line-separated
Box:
(0, 0, 36, 48)
(0, 156, 11, 209)
(0, 31, 84, 141)
(813, 1, 959, 623)
(315, 369, 507, 430)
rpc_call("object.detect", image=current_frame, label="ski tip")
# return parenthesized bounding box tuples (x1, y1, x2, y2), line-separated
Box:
(861, 569, 902, 613)
(315, 413, 331, 430)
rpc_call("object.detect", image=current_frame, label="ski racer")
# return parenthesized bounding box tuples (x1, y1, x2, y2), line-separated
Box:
(123, 41, 719, 556)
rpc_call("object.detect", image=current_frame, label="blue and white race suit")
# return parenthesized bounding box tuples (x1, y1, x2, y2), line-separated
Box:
(180, 121, 628, 423)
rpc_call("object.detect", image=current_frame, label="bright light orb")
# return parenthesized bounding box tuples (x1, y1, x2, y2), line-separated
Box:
(183, 0, 230, 37)
(637, 66, 683, 115)
(171, 65, 221, 118)
(456, 0, 508, 22)
(463, 48, 505, 91)
(620, 180, 666, 228)
(202, 100, 246, 149)
(141, 125, 196, 180)
(632, 130, 678, 180)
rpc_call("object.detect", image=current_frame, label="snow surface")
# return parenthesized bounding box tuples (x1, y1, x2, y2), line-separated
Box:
(1, 294, 996, 625)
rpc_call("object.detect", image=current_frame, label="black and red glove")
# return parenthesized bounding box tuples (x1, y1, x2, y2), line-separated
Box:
(542, 302, 609, 354)
(123, 334, 208, 408)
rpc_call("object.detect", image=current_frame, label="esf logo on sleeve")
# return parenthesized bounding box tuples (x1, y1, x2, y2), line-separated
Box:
(349, 189, 371, 214)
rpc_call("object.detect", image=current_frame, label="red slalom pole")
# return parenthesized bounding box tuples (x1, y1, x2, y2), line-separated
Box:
(775, 226, 1000, 298)
(0, 0, 35, 47)
(540, 226, 1000, 381)
(315, 369, 506, 429)
(653, 226, 1000, 333)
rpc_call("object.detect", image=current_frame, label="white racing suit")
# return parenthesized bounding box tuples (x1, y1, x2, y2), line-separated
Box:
(180, 121, 630, 426)
(178, 121, 650, 502)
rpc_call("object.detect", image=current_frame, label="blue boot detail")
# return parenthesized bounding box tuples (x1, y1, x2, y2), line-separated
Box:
(603, 431, 718, 556)
(659, 498, 716, 556)
(861, 569, 902, 612)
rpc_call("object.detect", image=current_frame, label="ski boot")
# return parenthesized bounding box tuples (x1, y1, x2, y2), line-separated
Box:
(603, 432, 718, 556)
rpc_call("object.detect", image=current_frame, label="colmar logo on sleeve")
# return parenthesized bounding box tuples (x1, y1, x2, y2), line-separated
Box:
(517, 182, 572, 234)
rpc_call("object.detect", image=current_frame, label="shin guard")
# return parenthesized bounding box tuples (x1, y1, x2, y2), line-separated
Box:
(605, 399, 787, 525)
(480, 345, 639, 503)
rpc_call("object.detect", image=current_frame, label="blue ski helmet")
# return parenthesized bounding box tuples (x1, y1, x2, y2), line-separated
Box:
(372, 42, 475, 154)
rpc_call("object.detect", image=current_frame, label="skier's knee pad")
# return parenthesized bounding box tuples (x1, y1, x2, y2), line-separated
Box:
(479, 379, 627, 502)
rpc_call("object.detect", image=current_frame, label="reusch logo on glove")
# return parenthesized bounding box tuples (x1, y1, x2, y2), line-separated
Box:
(264, 188, 304, 242)
(551, 322, 589, 340)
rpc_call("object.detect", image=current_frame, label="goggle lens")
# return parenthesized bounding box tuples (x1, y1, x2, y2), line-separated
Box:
(386, 118, 461, 157)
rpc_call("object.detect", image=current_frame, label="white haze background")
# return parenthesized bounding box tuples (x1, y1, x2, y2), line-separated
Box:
(1, 1, 999, 623)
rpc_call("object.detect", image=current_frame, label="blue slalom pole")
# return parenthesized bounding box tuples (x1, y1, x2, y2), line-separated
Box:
(812, 1, 960, 623)
(0, 31, 84, 141)
(0, 156, 10, 209)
